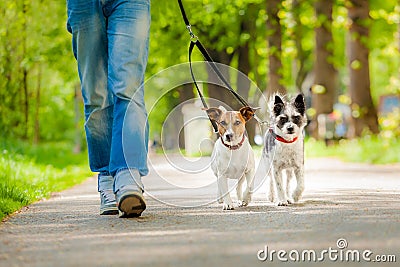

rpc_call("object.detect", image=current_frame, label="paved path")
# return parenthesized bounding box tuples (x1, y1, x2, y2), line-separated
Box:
(1, 156, 399, 267)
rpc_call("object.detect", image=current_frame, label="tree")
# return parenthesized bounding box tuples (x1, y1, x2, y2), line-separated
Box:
(266, 0, 286, 96)
(237, 3, 258, 145)
(312, 0, 338, 138)
(0, 0, 81, 142)
(398, 0, 400, 82)
(292, 0, 313, 93)
(206, 48, 236, 109)
(347, 0, 379, 136)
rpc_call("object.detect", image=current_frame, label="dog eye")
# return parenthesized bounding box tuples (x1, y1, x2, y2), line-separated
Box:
(234, 120, 241, 126)
(279, 117, 288, 123)
(292, 116, 301, 123)
(220, 121, 227, 126)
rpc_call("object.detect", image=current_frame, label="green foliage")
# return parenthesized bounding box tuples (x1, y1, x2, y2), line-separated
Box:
(0, 139, 92, 221)
(0, 0, 80, 141)
(0, 0, 399, 152)
(379, 108, 400, 139)
(369, 0, 400, 101)
(0, 0, 398, 141)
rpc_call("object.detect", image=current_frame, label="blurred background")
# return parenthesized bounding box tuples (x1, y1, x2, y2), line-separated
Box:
(0, 0, 399, 219)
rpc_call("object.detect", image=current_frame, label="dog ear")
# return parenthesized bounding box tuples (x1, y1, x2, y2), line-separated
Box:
(202, 107, 222, 121)
(218, 105, 227, 112)
(239, 106, 255, 122)
(273, 95, 284, 116)
(293, 94, 305, 115)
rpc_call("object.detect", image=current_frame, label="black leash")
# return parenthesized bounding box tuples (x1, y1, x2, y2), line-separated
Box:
(178, 0, 264, 134)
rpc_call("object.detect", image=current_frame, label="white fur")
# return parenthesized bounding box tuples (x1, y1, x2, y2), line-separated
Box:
(264, 135, 305, 206)
(211, 137, 255, 210)
(263, 94, 307, 206)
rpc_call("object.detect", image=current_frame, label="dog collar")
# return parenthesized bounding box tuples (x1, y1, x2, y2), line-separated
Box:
(221, 135, 246, 150)
(269, 129, 298, 144)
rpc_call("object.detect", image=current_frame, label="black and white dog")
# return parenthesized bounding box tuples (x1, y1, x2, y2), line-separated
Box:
(263, 94, 307, 206)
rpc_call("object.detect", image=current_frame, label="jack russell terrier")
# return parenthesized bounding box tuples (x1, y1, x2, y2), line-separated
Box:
(263, 94, 307, 206)
(204, 106, 256, 210)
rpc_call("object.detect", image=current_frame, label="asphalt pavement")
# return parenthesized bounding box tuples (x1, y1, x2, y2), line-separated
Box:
(1, 155, 399, 267)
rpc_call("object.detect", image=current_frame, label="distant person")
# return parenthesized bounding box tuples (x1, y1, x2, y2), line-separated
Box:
(66, 0, 150, 217)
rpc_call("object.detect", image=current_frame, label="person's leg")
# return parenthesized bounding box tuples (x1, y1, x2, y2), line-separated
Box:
(67, 0, 118, 215)
(104, 0, 150, 217)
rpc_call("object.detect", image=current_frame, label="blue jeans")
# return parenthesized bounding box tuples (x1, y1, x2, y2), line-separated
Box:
(67, 0, 150, 178)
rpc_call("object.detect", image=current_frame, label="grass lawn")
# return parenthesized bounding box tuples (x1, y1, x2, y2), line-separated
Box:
(305, 136, 400, 164)
(0, 139, 92, 221)
(252, 135, 400, 164)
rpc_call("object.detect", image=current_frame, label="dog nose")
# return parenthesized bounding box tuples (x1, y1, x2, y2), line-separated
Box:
(225, 133, 233, 142)
(287, 126, 294, 133)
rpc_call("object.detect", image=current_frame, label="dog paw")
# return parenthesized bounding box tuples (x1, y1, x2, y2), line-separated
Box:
(277, 200, 291, 206)
(292, 189, 304, 202)
(243, 194, 252, 204)
(292, 194, 301, 203)
(238, 200, 248, 207)
(223, 203, 234, 210)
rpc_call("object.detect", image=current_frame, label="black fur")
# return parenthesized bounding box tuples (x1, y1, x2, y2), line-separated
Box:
(294, 94, 305, 115)
(239, 106, 255, 122)
(273, 95, 285, 116)
(277, 115, 288, 130)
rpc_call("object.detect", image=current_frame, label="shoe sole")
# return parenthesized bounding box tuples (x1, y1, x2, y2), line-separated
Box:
(118, 191, 146, 218)
(100, 207, 119, 215)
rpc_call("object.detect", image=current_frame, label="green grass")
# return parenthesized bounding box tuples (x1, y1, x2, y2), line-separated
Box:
(0, 139, 92, 221)
(305, 135, 400, 164)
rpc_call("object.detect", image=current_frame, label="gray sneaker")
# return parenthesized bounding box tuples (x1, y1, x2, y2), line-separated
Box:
(98, 175, 118, 215)
(114, 169, 146, 218)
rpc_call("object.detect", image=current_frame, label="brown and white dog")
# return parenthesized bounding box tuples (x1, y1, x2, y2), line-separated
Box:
(204, 106, 256, 210)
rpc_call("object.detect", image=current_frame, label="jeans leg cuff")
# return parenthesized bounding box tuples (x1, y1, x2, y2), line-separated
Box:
(113, 168, 144, 193)
(98, 174, 114, 192)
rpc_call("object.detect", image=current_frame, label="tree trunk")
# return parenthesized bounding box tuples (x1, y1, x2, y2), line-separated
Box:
(237, 42, 251, 108)
(73, 83, 83, 153)
(33, 64, 41, 144)
(347, 0, 379, 136)
(237, 5, 256, 145)
(266, 0, 286, 97)
(312, 0, 338, 139)
(22, 0, 29, 139)
(292, 0, 311, 93)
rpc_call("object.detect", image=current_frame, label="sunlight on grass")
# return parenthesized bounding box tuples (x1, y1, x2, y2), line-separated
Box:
(252, 135, 400, 164)
(305, 136, 400, 164)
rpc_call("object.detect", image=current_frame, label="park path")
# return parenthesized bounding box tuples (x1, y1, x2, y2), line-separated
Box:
(0, 155, 399, 267)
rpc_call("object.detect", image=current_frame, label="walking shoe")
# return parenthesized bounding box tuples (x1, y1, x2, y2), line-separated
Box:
(98, 175, 118, 215)
(114, 169, 146, 218)
(116, 188, 146, 218)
